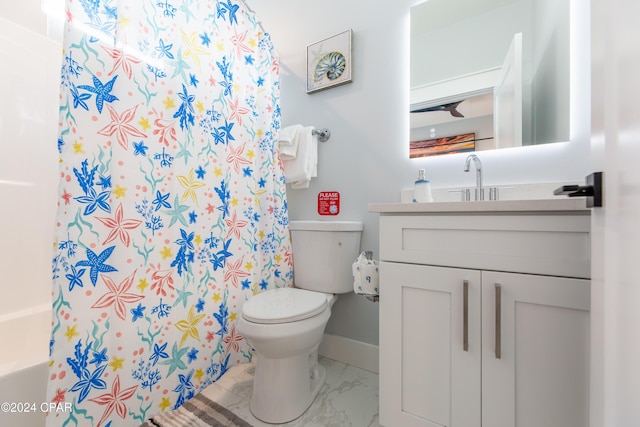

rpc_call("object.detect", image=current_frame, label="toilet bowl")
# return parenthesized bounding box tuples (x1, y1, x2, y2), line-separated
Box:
(236, 220, 362, 424)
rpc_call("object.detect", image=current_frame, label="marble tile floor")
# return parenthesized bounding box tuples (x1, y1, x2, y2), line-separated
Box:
(200, 356, 380, 427)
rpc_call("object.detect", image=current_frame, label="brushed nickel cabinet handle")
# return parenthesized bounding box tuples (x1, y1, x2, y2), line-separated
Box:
(463, 280, 469, 352)
(495, 283, 502, 359)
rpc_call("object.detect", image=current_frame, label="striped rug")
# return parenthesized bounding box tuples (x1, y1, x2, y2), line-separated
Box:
(141, 393, 253, 427)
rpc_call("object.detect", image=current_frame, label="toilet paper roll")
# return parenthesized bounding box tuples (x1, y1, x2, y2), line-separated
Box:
(352, 252, 379, 296)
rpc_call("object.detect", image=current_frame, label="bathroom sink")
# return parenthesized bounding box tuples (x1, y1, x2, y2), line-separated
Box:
(368, 197, 588, 214)
(398, 181, 584, 208)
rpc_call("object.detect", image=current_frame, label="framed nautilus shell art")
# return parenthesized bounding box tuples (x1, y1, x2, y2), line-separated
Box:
(306, 29, 353, 93)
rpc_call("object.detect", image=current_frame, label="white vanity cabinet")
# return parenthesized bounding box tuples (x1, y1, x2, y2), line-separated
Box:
(372, 201, 591, 427)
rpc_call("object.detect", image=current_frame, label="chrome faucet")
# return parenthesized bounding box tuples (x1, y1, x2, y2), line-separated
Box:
(464, 154, 484, 201)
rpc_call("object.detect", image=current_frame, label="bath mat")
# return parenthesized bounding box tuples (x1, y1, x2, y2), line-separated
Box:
(140, 393, 253, 427)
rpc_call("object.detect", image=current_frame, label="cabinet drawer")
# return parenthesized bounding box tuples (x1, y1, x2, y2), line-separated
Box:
(379, 213, 590, 278)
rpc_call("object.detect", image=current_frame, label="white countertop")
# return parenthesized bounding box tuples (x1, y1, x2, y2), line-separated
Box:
(368, 197, 590, 214)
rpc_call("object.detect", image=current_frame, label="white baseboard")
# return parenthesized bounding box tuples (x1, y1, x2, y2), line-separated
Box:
(318, 333, 379, 374)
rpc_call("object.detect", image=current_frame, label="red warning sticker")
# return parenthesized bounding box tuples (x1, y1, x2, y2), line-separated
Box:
(318, 191, 340, 216)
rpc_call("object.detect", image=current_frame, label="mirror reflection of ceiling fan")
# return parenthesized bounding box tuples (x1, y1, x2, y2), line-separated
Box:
(410, 100, 465, 117)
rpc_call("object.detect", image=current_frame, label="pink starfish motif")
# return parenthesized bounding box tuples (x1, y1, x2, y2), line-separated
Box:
(96, 203, 142, 247)
(224, 256, 251, 288)
(226, 142, 251, 174)
(92, 270, 144, 320)
(225, 210, 248, 240)
(223, 324, 244, 353)
(101, 46, 142, 79)
(98, 104, 147, 150)
(88, 375, 138, 427)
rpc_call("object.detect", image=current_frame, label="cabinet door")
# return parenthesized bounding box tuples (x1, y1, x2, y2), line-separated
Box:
(380, 261, 482, 427)
(481, 271, 590, 427)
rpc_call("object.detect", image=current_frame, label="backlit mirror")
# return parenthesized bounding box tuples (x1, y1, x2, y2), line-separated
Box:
(410, 0, 569, 157)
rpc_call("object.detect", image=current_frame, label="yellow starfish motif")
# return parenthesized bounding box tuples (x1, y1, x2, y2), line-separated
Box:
(244, 261, 253, 270)
(138, 116, 151, 131)
(117, 15, 131, 28)
(177, 168, 206, 206)
(229, 312, 237, 321)
(160, 246, 173, 259)
(159, 397, 171, 411)
(137, 278, 148, 292)
(109, 356, 125, 371)
(65, 325, 79, 341)
(194, 369, 204, 381)
(213, 292, 221, 302)
(181, 30, 210, 70)
(73, 141, 85, 154)
(196, 100, 205, 113)
(112, 185, 127, 199)
(246, 149, 255, 159)
(175, 305, 206, 346)
(195, 234, 203, 245)
(163, 96, 176, 109)
(213, 167, 223, 177)
(231, 197, 239, 206)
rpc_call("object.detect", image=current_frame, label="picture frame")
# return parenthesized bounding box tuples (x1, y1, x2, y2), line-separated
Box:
(306, 29, 353, 94)
(410, 133, 476, 158)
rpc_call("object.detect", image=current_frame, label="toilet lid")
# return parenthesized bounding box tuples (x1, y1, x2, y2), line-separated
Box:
(242, 287, 328, 324)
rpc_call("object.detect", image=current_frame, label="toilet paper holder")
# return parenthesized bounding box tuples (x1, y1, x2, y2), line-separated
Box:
(363, 251, 379, 303)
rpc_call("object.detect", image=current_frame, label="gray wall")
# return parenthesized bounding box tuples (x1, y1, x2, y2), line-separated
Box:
(250, 0, 591, 347)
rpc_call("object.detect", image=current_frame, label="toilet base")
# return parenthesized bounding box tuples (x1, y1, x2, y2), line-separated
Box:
(249, 349, 326, 424)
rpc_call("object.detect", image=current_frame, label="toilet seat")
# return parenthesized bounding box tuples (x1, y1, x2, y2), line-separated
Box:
(242, 287, 328, 324)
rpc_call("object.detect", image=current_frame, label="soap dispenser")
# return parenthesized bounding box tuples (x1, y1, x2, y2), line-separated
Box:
(413, 169, 433, 203)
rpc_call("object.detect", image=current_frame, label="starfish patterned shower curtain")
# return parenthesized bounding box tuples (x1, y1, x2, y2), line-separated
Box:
(47, 1, 292, 425)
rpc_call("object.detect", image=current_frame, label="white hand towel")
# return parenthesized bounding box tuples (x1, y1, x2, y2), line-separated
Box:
(278, 124, 302, 160)
(284, 126, 317, 189)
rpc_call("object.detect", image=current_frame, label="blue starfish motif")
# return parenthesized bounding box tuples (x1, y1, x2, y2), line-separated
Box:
(173, 369, 194, 394)
(131, 303, 146, 322)
(200, 32, 211, 46)
(75, 246, 118, 286)
(65, 264, 86, 291)
(70, 83, 91, 110)
(133, 141, 149, 156)
(187, 348, 198, 363)
(69, 363, 107, 403)
(78, 75, 119, 113)
(189, 73, 199, 88)
(90, 348, 108, 366)
(74, 187, 111, 215)
(150, 342, 169, 365)
(155, 38, 175, 59)
(220, 1, 240, 25)
(152, 190, 171, 211)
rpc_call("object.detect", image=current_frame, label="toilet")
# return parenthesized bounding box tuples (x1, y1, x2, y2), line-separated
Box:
(236, 220, 363, 424)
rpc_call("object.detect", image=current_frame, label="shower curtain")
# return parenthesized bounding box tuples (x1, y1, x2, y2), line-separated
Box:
(47, 1, 292, 426)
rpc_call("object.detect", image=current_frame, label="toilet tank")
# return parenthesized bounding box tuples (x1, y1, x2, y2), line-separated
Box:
(289, 220, 363, 294)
